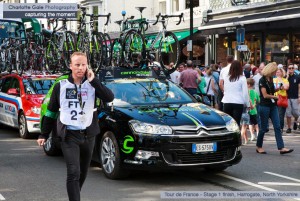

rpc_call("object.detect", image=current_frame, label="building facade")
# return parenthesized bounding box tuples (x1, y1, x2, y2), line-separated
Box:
(200, 0, 300, 67)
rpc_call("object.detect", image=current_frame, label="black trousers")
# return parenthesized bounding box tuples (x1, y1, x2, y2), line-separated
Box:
(223, 103, 244, 125)
(61, 130, 95, 201)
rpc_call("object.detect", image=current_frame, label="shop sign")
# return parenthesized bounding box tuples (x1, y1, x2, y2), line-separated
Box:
(231, 0, 250, 6)
(226, 26, 236, 33)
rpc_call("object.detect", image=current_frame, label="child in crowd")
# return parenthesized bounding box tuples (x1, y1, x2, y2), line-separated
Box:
(240, 107, 250, 145)
(247, 78, 260, 141)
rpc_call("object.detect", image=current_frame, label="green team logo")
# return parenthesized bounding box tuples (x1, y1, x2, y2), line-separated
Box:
(121, 135, 134, 154)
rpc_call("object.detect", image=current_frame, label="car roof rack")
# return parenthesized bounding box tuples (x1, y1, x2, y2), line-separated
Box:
(0, 70, 62, 78)
(98, 66, 168, 82)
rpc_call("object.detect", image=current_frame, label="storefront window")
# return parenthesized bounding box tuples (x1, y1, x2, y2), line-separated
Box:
(292, 34, 300, 65)
(244, 33, 261, 66)
(265, 34, 289, 63)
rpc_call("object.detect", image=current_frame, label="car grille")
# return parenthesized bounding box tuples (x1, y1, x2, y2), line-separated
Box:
(174, 128, 229, 135)
(161, 128, 239, 166)
(162, 148, 236, 165)
(171, 135, 233, 143)
(175, 148, 235, 164)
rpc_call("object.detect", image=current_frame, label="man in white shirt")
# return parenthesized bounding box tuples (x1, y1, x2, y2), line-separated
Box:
(253, 62, 265, 95)
(218, 55, 234, 111)
(252, 62, 266, 131)
(170, 70, 181, 85)
(219, 55, 234, 92)
(169, 62, 181, 84)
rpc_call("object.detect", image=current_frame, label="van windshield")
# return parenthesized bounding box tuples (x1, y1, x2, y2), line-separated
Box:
(0, 20, 25, 39)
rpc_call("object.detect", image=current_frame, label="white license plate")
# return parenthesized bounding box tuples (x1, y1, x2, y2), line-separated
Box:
(192, 142, 217, 153)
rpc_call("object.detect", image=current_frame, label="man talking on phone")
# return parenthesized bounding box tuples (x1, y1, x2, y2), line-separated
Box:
(37, 52, 114, 201)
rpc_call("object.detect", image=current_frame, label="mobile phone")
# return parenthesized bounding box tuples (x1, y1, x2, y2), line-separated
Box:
(86, 65, 90, 77)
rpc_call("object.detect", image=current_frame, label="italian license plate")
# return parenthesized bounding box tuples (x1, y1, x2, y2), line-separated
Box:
(192, 142, 217, 153)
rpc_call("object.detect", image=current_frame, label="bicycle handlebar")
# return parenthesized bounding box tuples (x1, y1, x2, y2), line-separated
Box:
(152, 13, 161, 25)
(86, 13, 111, 25)
(48, 18, 58, 30)
(161, 13, 184, 25)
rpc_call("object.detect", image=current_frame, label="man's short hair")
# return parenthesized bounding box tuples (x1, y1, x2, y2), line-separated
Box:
(226, 55, 234, 63)
(186, 60, 193, 67)
(70, 52, 87, 63)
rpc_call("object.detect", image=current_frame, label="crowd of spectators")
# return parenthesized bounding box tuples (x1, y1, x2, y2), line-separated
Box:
(169, 56, 296, 155)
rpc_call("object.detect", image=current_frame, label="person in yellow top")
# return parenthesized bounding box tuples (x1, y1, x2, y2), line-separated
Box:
(273, 68, 289, 132)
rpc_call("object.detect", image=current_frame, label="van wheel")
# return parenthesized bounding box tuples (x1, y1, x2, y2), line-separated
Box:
(19, 112, 30, 139)
(100, 131, 129, 179)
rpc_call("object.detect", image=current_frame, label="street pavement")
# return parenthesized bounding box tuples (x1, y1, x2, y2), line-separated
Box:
(0, 126, 299, 201)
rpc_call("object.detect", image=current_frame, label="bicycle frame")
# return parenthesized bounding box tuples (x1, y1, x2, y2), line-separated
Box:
(147, 28, 173, 53)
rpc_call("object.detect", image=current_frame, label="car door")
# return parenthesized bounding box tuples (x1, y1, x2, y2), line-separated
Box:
(0, 77, 19, 127)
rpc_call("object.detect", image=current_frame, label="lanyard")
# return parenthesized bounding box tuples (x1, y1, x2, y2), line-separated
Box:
(74, 83, 84, 112)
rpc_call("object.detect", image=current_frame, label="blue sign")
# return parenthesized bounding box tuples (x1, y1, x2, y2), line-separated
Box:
(236, 28, 245, 44)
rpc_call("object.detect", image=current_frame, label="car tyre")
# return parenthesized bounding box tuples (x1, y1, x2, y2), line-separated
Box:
(100, 131, 129, 179)
(204, 165, 228, 172)
(19, 112, 30, 139)
(43, 131, 62, 156)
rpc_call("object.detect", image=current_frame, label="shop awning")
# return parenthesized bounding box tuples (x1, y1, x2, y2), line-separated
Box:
(146, 29, 198, 48)
(198, 7, 300, 35)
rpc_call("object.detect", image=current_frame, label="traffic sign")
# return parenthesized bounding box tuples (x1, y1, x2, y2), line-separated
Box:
(237, 45, 248, 51)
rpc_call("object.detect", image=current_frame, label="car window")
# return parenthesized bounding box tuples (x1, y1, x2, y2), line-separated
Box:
(10, 78, 20, 94)
(23, 79, 55, 94)
(106, 79, 193, 106)
(1, 77, 12, 93)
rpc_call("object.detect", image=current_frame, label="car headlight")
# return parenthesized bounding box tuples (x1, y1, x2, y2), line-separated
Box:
(225, 118, 240, 132)
(129, 120, 173, 135)
(216, 111, 240, 132)
(31, 106, 41, 115)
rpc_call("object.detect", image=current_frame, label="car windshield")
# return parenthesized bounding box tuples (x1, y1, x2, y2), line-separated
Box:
(106, 79, 194, 106)
(23, 79, 55, 95)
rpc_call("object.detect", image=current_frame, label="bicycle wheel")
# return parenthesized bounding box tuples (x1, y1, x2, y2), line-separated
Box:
(21, 46, 30, 73)
(158, 31, 180, 73)
(14, 46, 24, 75)
(111, 38, 122, 67)
(91, 33, 104, 73)
(5, 48, 12, 74)
(0, 49, 5, 73)
(123, 30, 145, 68)
(100, 32, 112, 66)
(63, 31, 76, 66)
(76, 33, 89, 54)
(45, 41, 59, 74)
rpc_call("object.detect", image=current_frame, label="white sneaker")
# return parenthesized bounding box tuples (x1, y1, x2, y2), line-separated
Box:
(250, 135, 256, 141)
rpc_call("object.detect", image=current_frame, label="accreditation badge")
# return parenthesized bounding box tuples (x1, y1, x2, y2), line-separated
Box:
(79, 113, 86, 123)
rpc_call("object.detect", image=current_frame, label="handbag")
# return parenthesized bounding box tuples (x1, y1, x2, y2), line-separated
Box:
(277, 94, 288, 108)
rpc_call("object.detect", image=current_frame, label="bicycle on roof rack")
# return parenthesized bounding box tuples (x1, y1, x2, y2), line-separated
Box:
(142, 12, 183, 74)
(22, 31, 46, 75)
(75, 7, 111, 73)
(45, 18, 75, 74)
(0, 30, 26, 75)
(111, 10, 145, 68)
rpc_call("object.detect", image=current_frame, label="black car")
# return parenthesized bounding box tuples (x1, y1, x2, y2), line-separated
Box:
(41, 68, 242, 179)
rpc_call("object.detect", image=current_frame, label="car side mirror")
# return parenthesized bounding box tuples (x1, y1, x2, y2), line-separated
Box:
(7, 88, 19, 96)
(193, 94, 202, 102)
